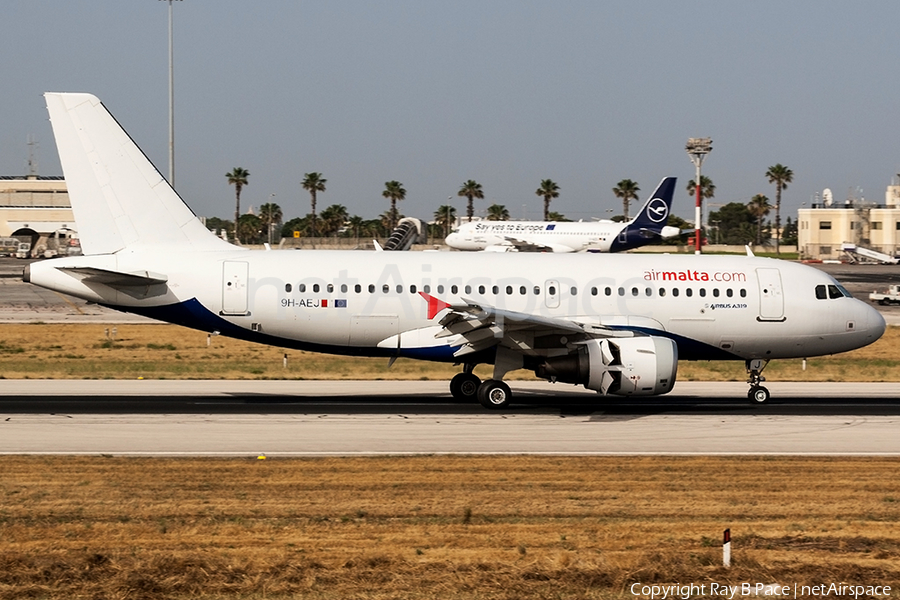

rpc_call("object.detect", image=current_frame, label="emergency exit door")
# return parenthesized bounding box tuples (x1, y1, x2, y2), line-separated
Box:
(222, 261, 249, 315)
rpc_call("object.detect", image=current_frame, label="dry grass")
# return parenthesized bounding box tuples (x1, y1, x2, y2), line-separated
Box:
(0, 323, 898, 382)
(0, 456, 899, 599)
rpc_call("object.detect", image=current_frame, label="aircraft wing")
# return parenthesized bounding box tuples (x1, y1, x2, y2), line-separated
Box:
(484, 236, 575, 253)
(428, 294, 637, 358)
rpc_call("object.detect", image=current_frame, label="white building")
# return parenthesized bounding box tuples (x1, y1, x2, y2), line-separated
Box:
(798, 184, 900, 260)
(0, 175, 77, 255)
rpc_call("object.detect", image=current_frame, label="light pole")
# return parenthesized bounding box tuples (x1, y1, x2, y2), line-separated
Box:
(161, 0, 182, 186)
(267, 193, 276, 245)
(685, 137, 712, 254)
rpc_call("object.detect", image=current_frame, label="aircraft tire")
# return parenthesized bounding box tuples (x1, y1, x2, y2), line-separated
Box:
(749, 386, 770, 405)
(449, 373, 481, 401)
(477, 379, 513, 409)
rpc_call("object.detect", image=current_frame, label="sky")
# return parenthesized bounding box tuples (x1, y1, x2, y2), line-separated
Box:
(2, 1, 899, 224)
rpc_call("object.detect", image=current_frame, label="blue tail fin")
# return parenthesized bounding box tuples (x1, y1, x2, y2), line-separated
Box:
(609, 177, 677, 252)
(628, 177, 675, 231)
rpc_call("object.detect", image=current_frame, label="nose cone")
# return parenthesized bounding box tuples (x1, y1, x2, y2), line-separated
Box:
(444, 232, 460, 248)
(864, 301, 887, 342)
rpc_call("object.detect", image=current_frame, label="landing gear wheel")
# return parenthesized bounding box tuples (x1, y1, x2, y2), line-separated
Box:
(449, 373, 481, 401)
(477, 379, 513, 409)
(749, 386, 770, 405)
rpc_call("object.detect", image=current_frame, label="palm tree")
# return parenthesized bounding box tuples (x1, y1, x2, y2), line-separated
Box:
(319, 204, 349, 237)
(226, 167, 249, 244)
(747, 194, 771, 246)
(766, 164, 793, 255)
(347, 215, 366, 245)
(382, 181, 406, 231)
(301, 172, 327, 240)
(258, 202, 283, 245)
(612, 179, 640, 220)
(458, 180, 484, 222)
(486, 204, 511, 221)
(434, 205, 457, 237)
(535, 179, 560, 221)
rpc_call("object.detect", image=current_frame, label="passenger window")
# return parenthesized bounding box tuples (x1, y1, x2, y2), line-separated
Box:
(659, 288, 666, 297)
(534, 286, 540, 295)
(570, 287, 577, 296)
(506, 286, 513, 295)
(673, 288, 679, 297)
(492, 285, 499, 294)
(591, 287, 598, 296)
(686, 288, 693, 297)
(285, 283, 292, 293)
(299, 283, 306, 293)
(631, 287, 638, 296)
(740, 289, 746, 298)
(465, 285, 472, 294)
(713, 288, 719, 297)
(383, 284, 390, 293)
(313, 284, 320, 293)
(699, 288, 706, 297)
(410, 284, 417, 294)
(438, 285, 445, 294)
(520, 286, 527, 295)
(341, 284, 348, 293)
(645, 287, 652, 297)
(355, 284, 361, 293)
(423, 285, 430, 293)
(327, 284, 333, 293)
(549, 286, 556, 295)
(396, 285, 403, 293)
(618, 287, 625, 296)
(368, 284, 375, 293)
(478, 285, 485, 294)
(605, 287, 612, 296)
(726, 288, 733, 297)
(451, 285, 458, 294)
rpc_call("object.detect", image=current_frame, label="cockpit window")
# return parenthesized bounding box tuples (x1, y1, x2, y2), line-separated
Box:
(817, 282, 853, 300)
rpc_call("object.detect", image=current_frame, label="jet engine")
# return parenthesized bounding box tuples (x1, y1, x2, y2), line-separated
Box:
(533, 336, 678, 396)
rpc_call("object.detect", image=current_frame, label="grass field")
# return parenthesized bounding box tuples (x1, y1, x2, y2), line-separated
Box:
(1, 456, 899, 599)
(0, 323, 898, 382)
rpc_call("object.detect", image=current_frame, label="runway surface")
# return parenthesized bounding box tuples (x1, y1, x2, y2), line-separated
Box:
(2, 380, 899, 455)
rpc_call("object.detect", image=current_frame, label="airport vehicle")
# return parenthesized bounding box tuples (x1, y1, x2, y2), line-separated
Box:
(869, 284, 900, 306)
(0, 237, 19, 257)
(444, 181, 682, 253)
(15, 242, 31, 259)
(25, 93, 885, 408)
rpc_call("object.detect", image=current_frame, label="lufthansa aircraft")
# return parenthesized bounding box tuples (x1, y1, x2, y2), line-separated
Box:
(444, 180, 682, 253)
(26, 93, 885, 408)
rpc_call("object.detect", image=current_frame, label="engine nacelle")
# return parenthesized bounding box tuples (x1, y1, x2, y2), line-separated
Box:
(533, 336, 678, 396)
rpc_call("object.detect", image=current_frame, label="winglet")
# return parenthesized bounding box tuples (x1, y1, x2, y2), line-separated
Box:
(419, 291, 452, 320)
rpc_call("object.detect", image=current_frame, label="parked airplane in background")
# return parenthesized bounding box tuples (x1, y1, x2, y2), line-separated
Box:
(26, 93, 885, 408)
(444, 179, 682, 253)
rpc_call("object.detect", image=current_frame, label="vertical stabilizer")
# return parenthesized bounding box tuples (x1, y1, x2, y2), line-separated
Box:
(45, 93, 231, 255)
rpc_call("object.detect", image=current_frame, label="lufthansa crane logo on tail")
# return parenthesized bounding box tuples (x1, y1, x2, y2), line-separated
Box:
(646, 197, 668, 223)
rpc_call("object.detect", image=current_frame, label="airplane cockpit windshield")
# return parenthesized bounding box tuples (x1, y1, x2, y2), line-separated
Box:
(815, 282, 853, 300)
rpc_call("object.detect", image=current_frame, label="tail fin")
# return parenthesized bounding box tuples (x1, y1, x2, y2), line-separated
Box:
(627, 177, 675, 231)
(45, 93, 231, 255)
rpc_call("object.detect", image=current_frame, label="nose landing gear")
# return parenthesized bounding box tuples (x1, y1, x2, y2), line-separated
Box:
(746, 359, 770, 404)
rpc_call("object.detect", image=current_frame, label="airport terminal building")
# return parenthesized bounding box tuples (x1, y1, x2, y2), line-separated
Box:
(798, 183, 900, 261)
(0, 175, 78, 256)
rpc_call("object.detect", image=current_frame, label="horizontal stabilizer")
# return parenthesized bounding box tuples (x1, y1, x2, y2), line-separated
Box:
(59, 266, 168, 287)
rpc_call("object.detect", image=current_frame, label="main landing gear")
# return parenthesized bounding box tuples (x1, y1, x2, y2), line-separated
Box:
(746, 359, 770, 404)
(449, 364, 514, 409)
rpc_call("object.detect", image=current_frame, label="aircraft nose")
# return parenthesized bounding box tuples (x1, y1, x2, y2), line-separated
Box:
(863, 301, 887, 341)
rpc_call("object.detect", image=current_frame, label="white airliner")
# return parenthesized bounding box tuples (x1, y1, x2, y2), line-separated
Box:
(444, 180, 682, 253)
(26, 93, 885, 408)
